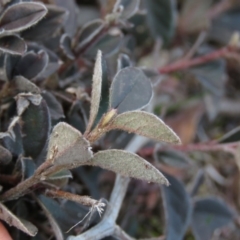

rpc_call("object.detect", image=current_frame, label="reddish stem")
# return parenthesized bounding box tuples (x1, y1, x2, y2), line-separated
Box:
(172, 142, 238, 153)
(138, 142, 239, 157)
(159, 46, 233, 74)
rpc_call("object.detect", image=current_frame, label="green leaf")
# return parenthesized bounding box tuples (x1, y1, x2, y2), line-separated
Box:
(46, 122, 92, 168)
(35, 196, 64, 240)
(15, 50, 49, 79)
(179, 0, 212, 33)
(90, 149, 169, 185)
(42, 91, 65, 121)
(191, 197, 234, 240)
(117, 53, 132, 71)
(114, 0, 140, 19)
(0, 2, 47, 33)
(107, 111, 181, 144)
(209, 8, 240, 45)
(154, 149, 191, 169)
(162, 173, 192, 240)
(19, 157, 36, 179)
(17, 94, 51, 159)
(21, 5, 67, 41)
(0, 145, 12, 165)
(109, 67, 152, 113)
(86, 50, 102, 133)
(0, 35, 26, 55)
(0, 202, 38, 236)
(46, 169, 73, 180)
(93, 54, 110, 127)
(60, 33, 75, 60)
(77, 19, 105, 51)
(1, 76, 40, 99)
(189, 58, 226, 96)
(84, 33, 122, 59)
(0, 53, 20, 81)
(145, 0, 177, 45)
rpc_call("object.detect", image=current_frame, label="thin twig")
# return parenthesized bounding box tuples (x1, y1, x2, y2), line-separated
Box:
(112, 225, 135, 240)
(184, 31, 207, 60)
(139, 142, 239, 157)
(208, 0, 233, 20)
(0, 175, 40, 201)
(45, 189, 97, 207)
(67, 135, 148, 240)
(159, 46, 235, 74)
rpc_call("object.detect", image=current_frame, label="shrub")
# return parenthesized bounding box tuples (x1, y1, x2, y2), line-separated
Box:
(0, 0, 239, 240)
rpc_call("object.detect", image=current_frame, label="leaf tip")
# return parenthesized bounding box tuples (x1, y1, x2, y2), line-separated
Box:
(161, 175, 170, 186)
(96, 49, 102, 59)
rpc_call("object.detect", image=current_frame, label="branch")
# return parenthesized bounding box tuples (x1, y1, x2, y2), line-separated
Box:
(172, 142, 238, 154)
(208, 0, 233, 20)
(0, 175, 40, 202)
(45, 189, 98, 207)
(67, 135, 148, 240)
(139, 142, 239, 158)
(112, 225, 135, 240)
(159, 46, 235, 74)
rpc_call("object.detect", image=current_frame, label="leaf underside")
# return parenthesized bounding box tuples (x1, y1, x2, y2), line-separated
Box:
(90, 149, 169, 185)
(108, 111, 181, 144)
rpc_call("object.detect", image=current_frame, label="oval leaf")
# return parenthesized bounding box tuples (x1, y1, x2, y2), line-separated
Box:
(15, 50, 49, 80)
(77, 19, 105, 51)
(0, 76, 40, 99)
(0, 202, 38, 236)
(35, 196, 64, 240)
(107, 111, 181, 143)
(93, 55, 110, 126)
(109, 67, 153, 113)
(0, 53, 20, 81)
(84, 33, 122, 59)
(19, 157, 36, 180)
(21, 5, 68, 41)
(90, 149, 169, 185)
(162, 173, 192, 240)
(0, 117, 23, 157)
(154, 149, 191, 169)
(42, 91, 65, 121)
(145, 0, 177, 45)
(114, 0, 140, 19)
(0, 2, 47, 33)
(27, 42, 61, 78)
(54, 0, 78, 37)
(179, 0, 211, 34)
(117, 53, 132, 71)
(209, 8, 240, 45)
(189, 58, 226, 96)
(37, 195, 79, 231)
(0, 145, 12, 165)
(191, 197, 234, 240)
(17, 94, 51, 159)
(86, 50, 102, 133)
(47, 122, 92, 168)
(0, 35, 26, 55)
(46, 169, 72, 180)
(12, 75, 40, 94)
(60, 33, 74, 60)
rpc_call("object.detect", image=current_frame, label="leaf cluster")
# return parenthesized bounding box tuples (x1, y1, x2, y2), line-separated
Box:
(0, 0, 239, 240)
